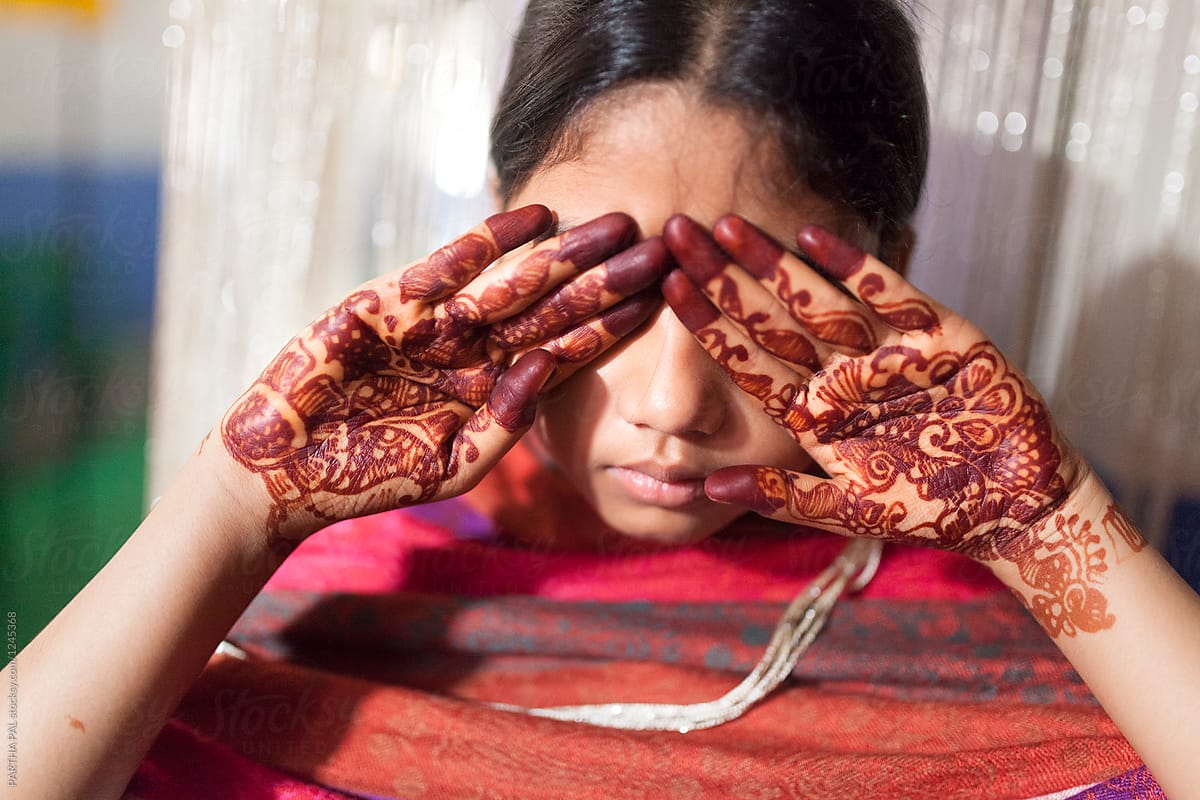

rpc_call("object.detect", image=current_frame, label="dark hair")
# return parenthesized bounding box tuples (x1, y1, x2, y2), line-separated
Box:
(491, 0, 929, 249)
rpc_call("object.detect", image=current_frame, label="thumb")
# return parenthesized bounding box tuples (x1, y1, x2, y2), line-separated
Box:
(447, 349, 556, 479)
(705, 465, 855, 533)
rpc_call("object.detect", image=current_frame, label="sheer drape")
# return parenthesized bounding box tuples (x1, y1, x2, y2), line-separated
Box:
(910, 0, 1200, 549)
(148, 0, 524, 499)
(150, 0, 1200, 553)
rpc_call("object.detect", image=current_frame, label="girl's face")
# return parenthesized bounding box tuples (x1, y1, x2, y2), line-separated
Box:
(508, 83, 865, 547)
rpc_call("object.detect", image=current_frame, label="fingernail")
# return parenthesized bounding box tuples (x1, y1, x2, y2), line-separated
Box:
(490, 350, 556, 431)
(485, 205, 554, 252)
(796, 226, 866, 280)
(662, 214, 728, 283)
(662, 270, 720, 329)
(713, 215, 783, 279)
(559, 212, 638, 267)
(603, 237, 671, 295)
(705, 467, 783, 514)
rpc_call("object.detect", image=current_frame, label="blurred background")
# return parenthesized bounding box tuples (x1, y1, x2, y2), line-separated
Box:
(2, 0, 1199, 651)
(0, 0, 162, 650)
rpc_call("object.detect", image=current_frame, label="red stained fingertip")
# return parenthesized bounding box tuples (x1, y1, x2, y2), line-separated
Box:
(662, 270, 720, 330)
(485, 205, 554, 252)
(603, 236, 673, 294)
(559, 212, 639, 266)
(796, 226, 867, 280)
(712, 215, 784, 279)
(662, 214, 729, 283)
(599, 288, 661, 338)
(704, 466, 784, 515)
(489, 349, 556, 431)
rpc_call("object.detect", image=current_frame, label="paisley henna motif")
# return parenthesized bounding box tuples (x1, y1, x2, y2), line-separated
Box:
(221, 208, 668, 541)
(663, 215, 1146, 639)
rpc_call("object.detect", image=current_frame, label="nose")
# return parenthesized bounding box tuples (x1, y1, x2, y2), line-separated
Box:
(618, 304, 727, 437)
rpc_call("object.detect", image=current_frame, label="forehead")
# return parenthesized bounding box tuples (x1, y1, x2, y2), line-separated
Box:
(511, 83, 849, 241)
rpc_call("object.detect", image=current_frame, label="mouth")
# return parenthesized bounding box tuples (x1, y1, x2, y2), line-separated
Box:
(606, 462, 709, 508)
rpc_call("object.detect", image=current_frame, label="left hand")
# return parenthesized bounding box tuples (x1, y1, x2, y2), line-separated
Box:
(661, 214, 1109, 604)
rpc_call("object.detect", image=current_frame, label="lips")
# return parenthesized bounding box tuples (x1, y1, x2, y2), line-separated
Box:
(606, 461, 709, 508)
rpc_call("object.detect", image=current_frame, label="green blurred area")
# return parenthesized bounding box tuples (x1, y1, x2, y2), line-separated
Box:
(0, 421, 145, 652)
(0, 171, 156, 652)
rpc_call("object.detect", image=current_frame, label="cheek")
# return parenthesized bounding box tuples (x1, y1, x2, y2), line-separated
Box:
(731, 395, 813, 470)
(531, 369, 612, 472)
(532, 328, 646, 460)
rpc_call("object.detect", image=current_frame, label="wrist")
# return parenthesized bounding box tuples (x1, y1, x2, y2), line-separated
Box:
(985, 471, 1149, 638)
(162, 432, 298, 588)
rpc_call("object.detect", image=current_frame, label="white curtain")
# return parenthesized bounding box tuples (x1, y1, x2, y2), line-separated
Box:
(148, 0, 525, 498)
(910, 0, 1200, 548)
(150, 0, 1200, 552)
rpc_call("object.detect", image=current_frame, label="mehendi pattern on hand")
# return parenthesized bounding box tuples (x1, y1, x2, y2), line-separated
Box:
(662, 214, 1146, 638)
(221, 207, 669, 541)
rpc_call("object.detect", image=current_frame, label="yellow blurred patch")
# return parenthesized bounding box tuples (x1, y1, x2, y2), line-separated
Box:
(0, 0, 104, 19)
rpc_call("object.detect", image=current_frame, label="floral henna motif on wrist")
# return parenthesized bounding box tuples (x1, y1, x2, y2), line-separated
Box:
(221, 209, 658, 540)
(1004, 504, 1145, 637)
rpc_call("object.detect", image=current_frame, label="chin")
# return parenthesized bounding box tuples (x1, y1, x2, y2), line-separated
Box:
(593, 503, 737, 550)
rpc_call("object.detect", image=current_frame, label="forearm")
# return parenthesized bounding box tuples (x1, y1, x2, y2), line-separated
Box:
(990, 477, 1200, 798)
(8, 440, 280, 800)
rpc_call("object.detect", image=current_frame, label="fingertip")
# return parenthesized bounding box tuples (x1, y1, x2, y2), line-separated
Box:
(490, 349, 556, 431)
(486, 205, 554, 251)
(511, 347, 557, 387)
(661, 268, 693, 302)
(595, 210, 641, 243)
(560, 212, 639, 266)
(598, 288, 661, 339)
(711, 214, 745, 243)
(712, 215, 783, 279)
(796, 225, 866, 280)
(602, 236, 673, 294)
(661, 215, 727, 283)
(662, 270, 720, 329)
(662, 213, 702, 243)
(705, 466, 782, 515)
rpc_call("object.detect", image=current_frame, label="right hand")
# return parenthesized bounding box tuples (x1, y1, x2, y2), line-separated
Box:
(219, 205, 669, 542)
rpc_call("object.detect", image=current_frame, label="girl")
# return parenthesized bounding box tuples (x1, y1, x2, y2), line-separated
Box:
(12, 1, 1200, 797)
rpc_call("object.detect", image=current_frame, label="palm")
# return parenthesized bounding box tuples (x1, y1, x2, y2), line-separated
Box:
(781, 333, 1084, 559)
(662, 214, 1087, 560)
(222, 207, 668, 541)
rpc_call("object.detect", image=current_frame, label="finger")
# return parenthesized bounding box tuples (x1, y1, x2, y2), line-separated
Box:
(662, 270, 806, 406)
(663, 215, 833, 371)
(795, 225, 947, 333)
(710, 214, 884, 353)
(488, 237, 671, 350)
(538, 289, 661, 387)
(442, 349, 557, 496)
(441, 212, 639, 328)
(705, 464, 859, 535)
(396, 205, 554, 303)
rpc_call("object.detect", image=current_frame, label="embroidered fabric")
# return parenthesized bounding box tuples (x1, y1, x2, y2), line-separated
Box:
(216, 539, 883, 732)
(486, 538, 884, 731)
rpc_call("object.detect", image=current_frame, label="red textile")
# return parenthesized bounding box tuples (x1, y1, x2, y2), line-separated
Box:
(127, 442, 1160, 799)
(128, 720, 353, 800)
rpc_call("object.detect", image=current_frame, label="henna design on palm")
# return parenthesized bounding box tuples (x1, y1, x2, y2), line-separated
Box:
(221, 207, 670, 541)
(662, 214, 1146, 638)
